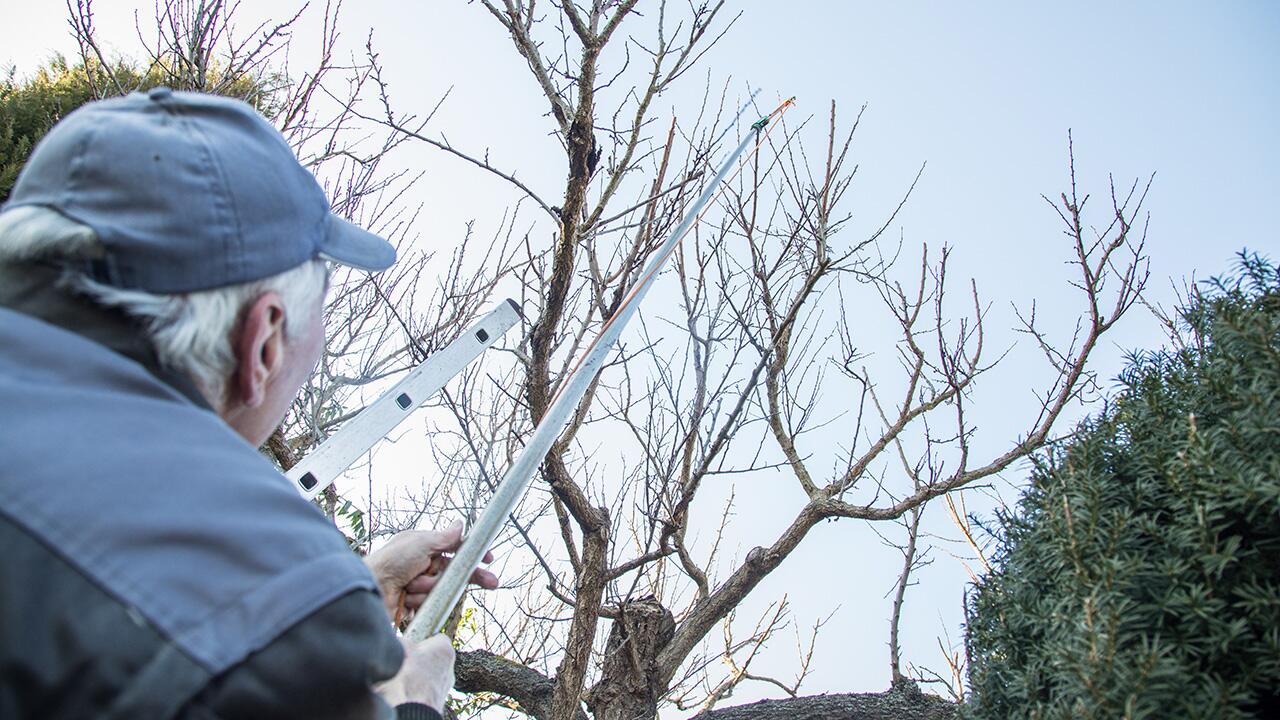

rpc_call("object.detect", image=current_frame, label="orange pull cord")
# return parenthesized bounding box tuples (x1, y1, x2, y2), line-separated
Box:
(546, 96, 797, 410)
(394, 554, 446, 629)
(395, 592, 409, 629)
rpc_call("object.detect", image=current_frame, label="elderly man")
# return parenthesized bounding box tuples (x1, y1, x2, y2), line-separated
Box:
(0, 88, 495, 719)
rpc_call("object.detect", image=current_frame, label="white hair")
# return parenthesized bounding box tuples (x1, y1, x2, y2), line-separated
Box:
(0, 205, 328, 408)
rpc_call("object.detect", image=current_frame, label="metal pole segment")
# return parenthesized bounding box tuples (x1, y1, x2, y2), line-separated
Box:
(406, 99, 792, 641)
(287, 299, 523, 501)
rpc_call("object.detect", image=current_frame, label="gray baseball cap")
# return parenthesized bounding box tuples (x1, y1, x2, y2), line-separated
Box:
(2, 87, 396, 292)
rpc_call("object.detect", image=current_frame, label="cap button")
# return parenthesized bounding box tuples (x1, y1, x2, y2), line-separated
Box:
(148, 87, 173, 101)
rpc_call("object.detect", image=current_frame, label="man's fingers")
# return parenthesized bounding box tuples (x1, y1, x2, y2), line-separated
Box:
(406, 634, 456, 665)
(406, 574, 440, 594)
(395, 522, 464, 557)
(413, 524, 496, 560)
(471, 567, 499, 590)
(420, 520, 464, 553)
(404, 559, 500, 593)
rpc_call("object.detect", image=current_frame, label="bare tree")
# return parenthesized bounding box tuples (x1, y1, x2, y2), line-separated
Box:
(70, 2, 1150, 718)
(330, 4, 1152, 720)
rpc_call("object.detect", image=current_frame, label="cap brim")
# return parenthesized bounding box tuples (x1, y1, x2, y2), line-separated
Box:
(318, 214, 397, 272)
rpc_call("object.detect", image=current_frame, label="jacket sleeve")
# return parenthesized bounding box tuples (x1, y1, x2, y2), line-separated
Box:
(184, 589, 438, 720)
(2, 503, 444, 720)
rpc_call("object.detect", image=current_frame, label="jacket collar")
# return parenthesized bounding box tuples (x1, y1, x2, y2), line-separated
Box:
(0, 261, 213, 411)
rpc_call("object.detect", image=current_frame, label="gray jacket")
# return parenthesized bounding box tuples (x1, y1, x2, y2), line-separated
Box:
(0, 267, 434, 719)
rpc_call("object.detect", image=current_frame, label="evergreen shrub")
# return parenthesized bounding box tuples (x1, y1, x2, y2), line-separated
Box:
(964, 254, 1280, 719)
(2, 56, 276, 203)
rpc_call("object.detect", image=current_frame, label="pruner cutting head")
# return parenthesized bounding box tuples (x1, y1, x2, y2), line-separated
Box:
(751, 96, 797, 132)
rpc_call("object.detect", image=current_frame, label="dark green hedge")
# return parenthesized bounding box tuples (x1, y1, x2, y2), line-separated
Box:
(1, 58, 104, 203)
(2, 56, 274, 204)
(964, 254, 1280, 719)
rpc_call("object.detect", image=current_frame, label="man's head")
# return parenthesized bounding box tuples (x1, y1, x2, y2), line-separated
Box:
(0, 89, 396, 445)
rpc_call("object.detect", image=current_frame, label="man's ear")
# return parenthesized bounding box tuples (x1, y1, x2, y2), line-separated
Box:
(233, 292, 287, 408)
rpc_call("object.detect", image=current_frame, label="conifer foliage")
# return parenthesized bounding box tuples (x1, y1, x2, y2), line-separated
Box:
(964, 254, 1280, 719)
(1, 57, 271, 204)
(0, 58, 107, 203)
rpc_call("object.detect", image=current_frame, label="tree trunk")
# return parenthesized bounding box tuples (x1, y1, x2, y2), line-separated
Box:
(584, 597, 676, 720)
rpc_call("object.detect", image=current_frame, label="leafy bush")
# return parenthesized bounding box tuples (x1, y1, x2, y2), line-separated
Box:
(964, 254, 1280, 719)
(1, 56, 276, 203)
(1, 57, 106, 202)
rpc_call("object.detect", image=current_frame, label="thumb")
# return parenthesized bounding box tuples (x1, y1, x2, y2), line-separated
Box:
(436, 520, 464, 548)
(399, 520, 464, 556)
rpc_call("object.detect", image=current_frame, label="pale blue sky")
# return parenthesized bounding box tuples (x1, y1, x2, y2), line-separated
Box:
(4, 0, 1278, 704)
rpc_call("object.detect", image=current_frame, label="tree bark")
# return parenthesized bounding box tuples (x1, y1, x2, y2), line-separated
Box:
(694, 683, 956, 720)
(584, 598, 676, 720)
(456, 650, 589, 720)
(549, 523, 610, 720)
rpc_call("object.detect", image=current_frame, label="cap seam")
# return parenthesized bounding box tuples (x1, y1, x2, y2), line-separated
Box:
(315, 211, 332, 259)
(165, 100, 245, 286)
(63, 118, 99, 227)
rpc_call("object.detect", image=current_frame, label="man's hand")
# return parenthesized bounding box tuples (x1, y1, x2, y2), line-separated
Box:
(365, 521, 498, 622)
(376, 635, 456, 712)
